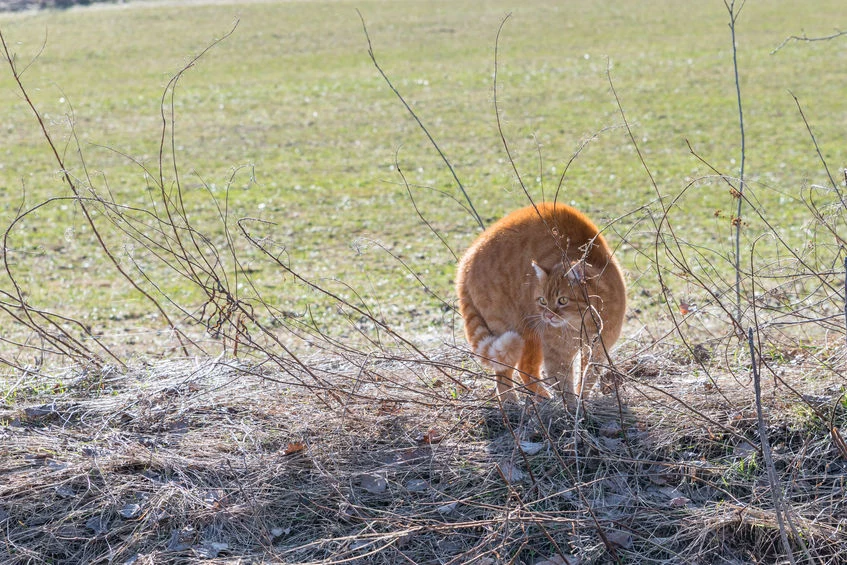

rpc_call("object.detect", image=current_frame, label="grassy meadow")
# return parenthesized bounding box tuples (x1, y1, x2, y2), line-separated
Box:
(0, 0, 843, 354)
(0, 0, 846, 563)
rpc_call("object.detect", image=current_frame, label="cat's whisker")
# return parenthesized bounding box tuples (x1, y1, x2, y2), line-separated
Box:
(524, 314, 546, 332)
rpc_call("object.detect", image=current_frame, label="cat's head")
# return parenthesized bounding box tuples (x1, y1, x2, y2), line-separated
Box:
(531, 260, 585, 329)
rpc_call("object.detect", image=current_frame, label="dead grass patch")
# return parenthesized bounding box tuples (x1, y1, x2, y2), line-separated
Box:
(2, 344, 845, 564)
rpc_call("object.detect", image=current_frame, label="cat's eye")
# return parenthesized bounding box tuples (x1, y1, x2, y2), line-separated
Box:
(557, 296, 569, 306)
(537, 297, 548, 307)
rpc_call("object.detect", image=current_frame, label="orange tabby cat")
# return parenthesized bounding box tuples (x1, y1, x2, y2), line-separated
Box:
(456, 202, 626, 405)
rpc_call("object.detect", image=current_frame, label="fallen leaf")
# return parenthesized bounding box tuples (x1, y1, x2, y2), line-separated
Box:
(536, 553, 581, 565)
(399, 447, 430, 464)
(518, 441, 545, 455)
(602, 474, 629, 494)
(605, 529, 633, 549)
(601, 437, 622, 451)
(417, 429, 443, 444)
(167, 527, 195, 551)
(350, 539, 372, 551)
(338, 502, 361, 522)
(270, 526, 291, 539)
(47, 460, 68, 471)
(24, 403, 58, 420)
(498, 461, 524, 483)
(55, 485, 76, 499)
(85, 516, 110, 536)
(599, 421, 622, 438)
(203, 490, 227, 508)
(282, 442, 306, 456)
(359, 473, 387, 494)
(396, 532, 413, 547)
(119, 503, 142, 519)
(192, 542, 228, 559)
(656, 486, 685, 500)
(378, 400, 400, 415)
(733, 441, 756, 458)
(669, 496, 690, 507)
(648, 466, 669, 485)
(596, 493, 629, 508)
(692, 343, 711, 362)
(437, 501, 457, 515)
(405, 479, 429, 492)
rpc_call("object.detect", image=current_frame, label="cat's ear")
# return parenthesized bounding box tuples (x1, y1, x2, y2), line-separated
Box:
(531, 260, 547, 283)
(566, 260, 585, 284)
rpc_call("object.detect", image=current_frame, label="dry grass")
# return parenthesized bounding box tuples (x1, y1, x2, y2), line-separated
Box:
(2, 340, 846, 564)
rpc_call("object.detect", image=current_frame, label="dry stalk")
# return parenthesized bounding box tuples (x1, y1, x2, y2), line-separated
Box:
(725, 0, 748, 324)
(357, 10, 484, 232)
(0, 28, 193, 362)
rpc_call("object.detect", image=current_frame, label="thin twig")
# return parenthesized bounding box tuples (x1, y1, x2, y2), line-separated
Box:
(0, 27, 193, 359)
(725, 0, 747, 324)
(493, 14, 532, 208)
(357, 10, 484, 231)
(771, 28, 847, 54)
(395, 151, 458, 262)
(747, 327, 797, 564)
(789, 91, 846, 210)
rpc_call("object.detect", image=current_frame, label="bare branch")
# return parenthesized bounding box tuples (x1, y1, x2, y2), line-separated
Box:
(771, 28, 847, 54)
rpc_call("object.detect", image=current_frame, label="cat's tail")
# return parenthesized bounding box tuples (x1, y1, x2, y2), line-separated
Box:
(458, 288, 523, 369)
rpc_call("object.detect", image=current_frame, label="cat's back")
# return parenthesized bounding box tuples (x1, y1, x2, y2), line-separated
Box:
(462, 202, 609, 264)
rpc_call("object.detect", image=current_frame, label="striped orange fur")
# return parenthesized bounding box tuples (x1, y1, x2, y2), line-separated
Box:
(456, 202, 626, 405)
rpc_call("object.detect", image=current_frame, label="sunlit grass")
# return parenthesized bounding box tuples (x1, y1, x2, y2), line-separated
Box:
(0, 0, 844, 355)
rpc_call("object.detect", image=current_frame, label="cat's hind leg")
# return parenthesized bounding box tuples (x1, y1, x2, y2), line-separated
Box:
(477, 331, 523, 401)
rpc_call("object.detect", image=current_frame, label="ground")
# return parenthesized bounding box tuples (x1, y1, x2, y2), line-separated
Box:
(2, 340, 846, 563)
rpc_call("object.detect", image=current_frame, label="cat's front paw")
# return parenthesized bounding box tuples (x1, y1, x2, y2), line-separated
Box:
(494, 379, 521, 403)
(527, 382, 553, 399)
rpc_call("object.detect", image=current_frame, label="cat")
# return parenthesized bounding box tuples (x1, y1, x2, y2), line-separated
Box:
(455, 201, 626, 405)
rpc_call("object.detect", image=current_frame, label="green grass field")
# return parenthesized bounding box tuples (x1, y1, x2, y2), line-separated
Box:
(0, 0, 845, 359)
